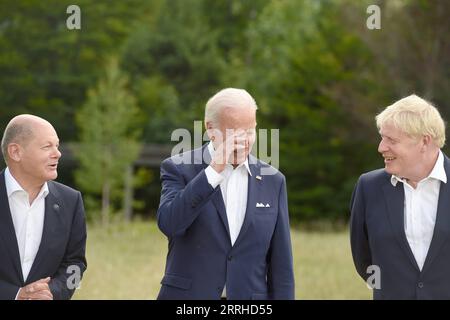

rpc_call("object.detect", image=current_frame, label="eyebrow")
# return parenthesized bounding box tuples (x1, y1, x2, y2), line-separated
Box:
(42, 140, 60, 145)
(380, 133, 397, 141)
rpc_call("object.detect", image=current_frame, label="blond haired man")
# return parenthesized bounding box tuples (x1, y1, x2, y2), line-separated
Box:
(350, 94, 449, 299)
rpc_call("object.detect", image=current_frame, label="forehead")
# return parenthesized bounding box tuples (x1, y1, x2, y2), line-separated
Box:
(219, 106, 256, 127)
(379, 122, 405, 137)
(379, 123, 420, 145)
(29, 122, 59, 142)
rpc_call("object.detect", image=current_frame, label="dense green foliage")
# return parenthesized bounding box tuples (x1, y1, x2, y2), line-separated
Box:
(1, 0, 449, 222)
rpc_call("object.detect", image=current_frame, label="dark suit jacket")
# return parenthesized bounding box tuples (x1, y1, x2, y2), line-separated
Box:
(156, 145, 295, 300)
(0, 170, 87, 300)
(350, 155, 450, 299)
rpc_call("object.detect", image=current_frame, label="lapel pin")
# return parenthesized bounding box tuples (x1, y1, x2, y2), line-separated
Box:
(53, 204, 60, 212)
(256, 175, 262, 180)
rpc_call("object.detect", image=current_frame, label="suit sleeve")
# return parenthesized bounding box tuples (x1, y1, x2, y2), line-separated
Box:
(267, 176, 295, 300)
(49, 191, 87, 300)
(157, 158, 220, 238)
(0, 280, 19, 300)
(349, 175, 372, 282)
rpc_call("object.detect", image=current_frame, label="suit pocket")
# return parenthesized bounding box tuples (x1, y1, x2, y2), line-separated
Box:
(254, 208, 276, 215)
(251, 293, 269, 300)
(161, 274, 192, 290)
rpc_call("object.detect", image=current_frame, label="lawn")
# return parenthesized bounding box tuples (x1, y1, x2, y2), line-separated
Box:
(72, 220, 371, 300)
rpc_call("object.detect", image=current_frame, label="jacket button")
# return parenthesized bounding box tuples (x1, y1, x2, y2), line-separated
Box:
(228, 255, 232, 261)
(418, 282, 424, 288)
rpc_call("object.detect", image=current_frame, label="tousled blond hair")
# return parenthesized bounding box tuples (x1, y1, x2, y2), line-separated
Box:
(376, 94, 446, 148)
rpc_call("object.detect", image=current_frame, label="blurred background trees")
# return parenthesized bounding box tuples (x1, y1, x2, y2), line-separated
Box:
(1, 0, 449, 225)
(74, 57, 142, 225)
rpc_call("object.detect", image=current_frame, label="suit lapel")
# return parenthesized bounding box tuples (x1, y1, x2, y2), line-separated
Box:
(383, 180, 420, 271)
(195, 144, 231, 239)
(196, 145, 262, 246)
(27, 183, 62, 282)
(232, 159, 261, 248)
(0, 170, 24, 283)
(422, 156, 450, 274)
(211, 191, 231, 238)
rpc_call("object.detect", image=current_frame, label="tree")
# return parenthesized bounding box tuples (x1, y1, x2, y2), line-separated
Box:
(225, 0, 382, 221)
(121, 0, 230, 143)
(346, 0, 450, 118)
(74, 57, 141, 225)
(0, 0, 157, 140)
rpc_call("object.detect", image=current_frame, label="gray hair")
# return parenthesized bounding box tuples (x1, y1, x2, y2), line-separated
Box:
(205, 88, 258, 127)
(1, 119, 34, 163)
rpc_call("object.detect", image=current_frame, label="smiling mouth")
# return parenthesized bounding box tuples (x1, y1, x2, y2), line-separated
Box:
(49, 164, 58, 169)
(384, 157, 396, 161)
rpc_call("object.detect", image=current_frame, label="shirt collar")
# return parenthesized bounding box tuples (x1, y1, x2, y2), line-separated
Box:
(5, 167, 49, 199)
(207, 142, 252, 176)
(390, 150, 447, 186)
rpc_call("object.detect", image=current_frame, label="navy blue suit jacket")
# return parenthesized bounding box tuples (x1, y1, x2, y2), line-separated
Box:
(0, 170, 87, 300)
(156, 145, 295, 300)
(350, 155, 450, 299)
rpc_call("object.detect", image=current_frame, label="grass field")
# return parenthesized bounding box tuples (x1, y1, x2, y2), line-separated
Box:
(72, 220, 371, 300)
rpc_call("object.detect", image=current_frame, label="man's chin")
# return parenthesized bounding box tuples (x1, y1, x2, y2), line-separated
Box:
(384, 166, 396, 175)
(232, 157, 247, 166)
(46, 172, 58, 181)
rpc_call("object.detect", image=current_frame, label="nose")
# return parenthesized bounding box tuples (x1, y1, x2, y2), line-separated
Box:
(378, 139, 388, 154)
(52, 147, 62, 159)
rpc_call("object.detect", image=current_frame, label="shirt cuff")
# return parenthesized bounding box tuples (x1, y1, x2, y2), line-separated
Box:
(205, 165, 224, 189)
(15, 288, 20, 300)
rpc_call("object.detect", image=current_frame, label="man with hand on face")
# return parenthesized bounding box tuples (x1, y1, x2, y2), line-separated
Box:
(350, 95, 450, 299)
(157, 88, 294, 300)
(0, 114, 87, 300)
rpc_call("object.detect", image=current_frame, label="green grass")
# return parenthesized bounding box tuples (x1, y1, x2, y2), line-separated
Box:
(73, 220, 371, 300)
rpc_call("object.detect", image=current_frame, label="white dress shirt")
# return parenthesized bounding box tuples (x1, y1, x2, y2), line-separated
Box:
(204, 142, 252, 246)
(391, 150, 447, 270)
(5, 167, 48, 282)
(204, 143, 252, 298)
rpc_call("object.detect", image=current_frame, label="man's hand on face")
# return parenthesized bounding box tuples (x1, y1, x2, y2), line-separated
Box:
(211, 129, 249, 173)
(17, 277, 53, 300)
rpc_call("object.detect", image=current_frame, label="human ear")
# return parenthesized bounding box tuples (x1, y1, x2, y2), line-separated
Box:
(205, 121, 215, 141)
(421, 135, 432, 152)
(7, 143, 21, 162)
